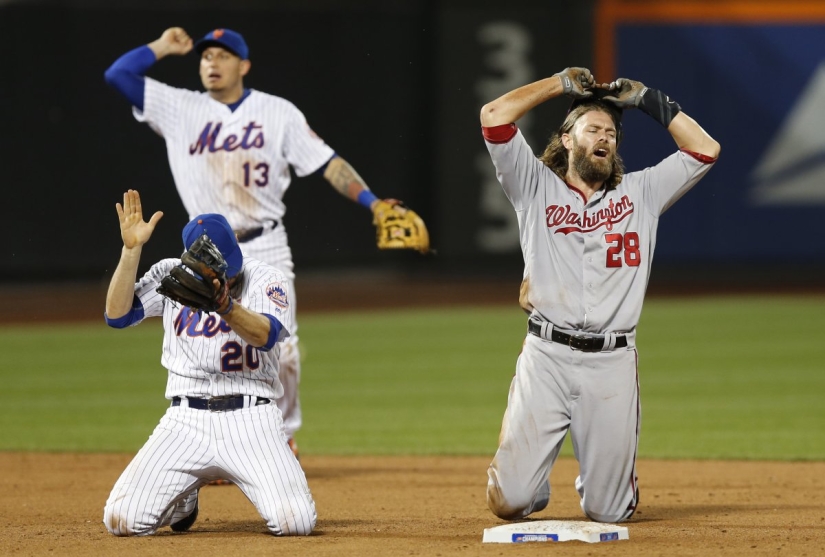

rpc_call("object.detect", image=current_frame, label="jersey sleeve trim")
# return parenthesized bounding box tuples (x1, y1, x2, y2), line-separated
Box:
(104, 295, 145, 328)
(482, 123, 518, 144)
(313, 153, 337, 176)
(259, 314, 285, 351)
(680, 148, 718, 164)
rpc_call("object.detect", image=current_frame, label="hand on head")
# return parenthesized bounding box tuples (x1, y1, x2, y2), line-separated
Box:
(596, 78, 647, 109)
(554, 67, 596, 99)
(153, 27, 193, 57)
(556, 68, 646, 110)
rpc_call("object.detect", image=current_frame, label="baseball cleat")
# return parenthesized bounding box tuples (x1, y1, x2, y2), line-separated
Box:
(170, 502, 199, 532)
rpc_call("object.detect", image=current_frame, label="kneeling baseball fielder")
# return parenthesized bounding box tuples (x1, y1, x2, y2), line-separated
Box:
(480, 68, 720, 522)
(102, 189, 314, 536)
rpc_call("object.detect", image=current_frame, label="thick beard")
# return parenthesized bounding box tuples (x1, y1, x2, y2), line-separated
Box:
(572, 141, 613, 184)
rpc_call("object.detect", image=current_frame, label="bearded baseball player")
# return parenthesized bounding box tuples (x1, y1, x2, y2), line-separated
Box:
(103, 189, 315, 536)
(480, 68, 720, 523)
(104, 27, 429, 466)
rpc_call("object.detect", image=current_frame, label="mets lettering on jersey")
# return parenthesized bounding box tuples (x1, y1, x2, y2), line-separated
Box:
(135, 78, 334, 231)
(174, 307, 232, 337)
(189, 121, 265, 154)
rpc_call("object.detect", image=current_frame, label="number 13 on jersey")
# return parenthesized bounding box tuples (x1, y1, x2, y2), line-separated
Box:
(242, 162, 270, 187)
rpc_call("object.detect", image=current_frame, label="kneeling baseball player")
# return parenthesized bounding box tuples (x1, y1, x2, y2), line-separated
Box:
(102, 189, 315, 536)
(480, 69, 720, 522)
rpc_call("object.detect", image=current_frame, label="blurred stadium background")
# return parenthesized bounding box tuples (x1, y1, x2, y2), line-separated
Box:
(3, 0, 824, 301)
(1, 0, 825, 464)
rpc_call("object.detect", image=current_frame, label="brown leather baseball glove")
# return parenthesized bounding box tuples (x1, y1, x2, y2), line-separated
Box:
(372, 199, 430, 255)
(156, 234, 230, 312)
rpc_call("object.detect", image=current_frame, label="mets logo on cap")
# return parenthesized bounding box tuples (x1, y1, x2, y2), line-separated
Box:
(266, 282, 289, 312)
(195, 28, 249, 60)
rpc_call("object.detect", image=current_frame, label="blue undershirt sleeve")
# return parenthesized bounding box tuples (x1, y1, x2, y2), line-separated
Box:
(104, 294, 146, 328)
(259, 314, 284, 351)
(103, 45, 157, 111)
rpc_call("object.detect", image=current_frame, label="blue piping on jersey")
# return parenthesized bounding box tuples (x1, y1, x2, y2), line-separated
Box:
(105, 295, 145, 328)
(226, 89, 252, 112)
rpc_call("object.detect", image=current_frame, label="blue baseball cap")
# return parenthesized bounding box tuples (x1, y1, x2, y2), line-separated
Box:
(194, 28, 249, 60)
(181, 214, 243, 278)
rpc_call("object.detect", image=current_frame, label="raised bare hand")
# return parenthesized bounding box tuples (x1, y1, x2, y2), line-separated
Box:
(116, 190, 163, 249)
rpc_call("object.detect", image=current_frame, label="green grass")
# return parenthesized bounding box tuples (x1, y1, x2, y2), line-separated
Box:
(1, 296, 823, 459)
(634, 296, 825, 460)
(1, 323, 169, 451)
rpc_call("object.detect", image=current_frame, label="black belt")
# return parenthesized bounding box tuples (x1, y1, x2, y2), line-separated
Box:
(527, 320, 627, 352)
(172, 395, 271, 412)
(235, 221, 278, 243)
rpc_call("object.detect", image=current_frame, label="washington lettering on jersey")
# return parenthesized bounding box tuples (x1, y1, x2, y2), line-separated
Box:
(189, 121, 265, 155)
(546, 195, 635, 235)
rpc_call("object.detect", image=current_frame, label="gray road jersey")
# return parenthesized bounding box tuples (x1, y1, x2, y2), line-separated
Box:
(485, 128, 714, 334)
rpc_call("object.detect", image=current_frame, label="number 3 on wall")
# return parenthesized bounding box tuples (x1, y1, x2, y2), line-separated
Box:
(605, 232, 641, 267)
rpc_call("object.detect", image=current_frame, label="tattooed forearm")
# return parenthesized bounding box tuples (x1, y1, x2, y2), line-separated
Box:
(323, 156, 369, 201)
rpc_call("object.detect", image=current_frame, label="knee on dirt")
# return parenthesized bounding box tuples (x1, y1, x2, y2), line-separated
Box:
(265, 496, 317, 536)
(102, 506, 154, 537)
(582, 504, 633, 524)
(486, 482, 549, 520)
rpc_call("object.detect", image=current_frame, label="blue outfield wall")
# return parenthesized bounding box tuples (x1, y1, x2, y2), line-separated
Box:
(616, 23, 825, 263)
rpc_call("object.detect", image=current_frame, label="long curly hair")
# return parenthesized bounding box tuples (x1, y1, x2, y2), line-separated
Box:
(538, 101, 625, 191)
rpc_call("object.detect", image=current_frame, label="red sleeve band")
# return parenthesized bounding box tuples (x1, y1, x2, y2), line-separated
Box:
(482, 123, 518, 144)
(680, 149, 717, 164)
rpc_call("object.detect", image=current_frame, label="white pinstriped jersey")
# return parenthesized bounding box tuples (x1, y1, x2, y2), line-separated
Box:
(485, 128, 715, 334)
(133, 78, 334, 268)
(131, 255, 294, 400)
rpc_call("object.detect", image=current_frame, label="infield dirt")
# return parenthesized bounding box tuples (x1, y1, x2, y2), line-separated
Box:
(2, 452, 823, 556)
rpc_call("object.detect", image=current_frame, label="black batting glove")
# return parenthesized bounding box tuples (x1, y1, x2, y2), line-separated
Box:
(554, 67, 595, 99)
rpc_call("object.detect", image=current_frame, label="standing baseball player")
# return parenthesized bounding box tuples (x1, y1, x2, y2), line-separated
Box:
(103, 27, 428, 460)
(480, 68, 720, 522)
(103, 189, 315, 536)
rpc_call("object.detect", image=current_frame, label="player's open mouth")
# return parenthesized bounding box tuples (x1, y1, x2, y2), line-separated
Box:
(593, 148, 608, 158)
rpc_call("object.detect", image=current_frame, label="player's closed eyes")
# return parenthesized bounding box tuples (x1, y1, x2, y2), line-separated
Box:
(203, 52, 232, 62)
(587, 127, 616, 138)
